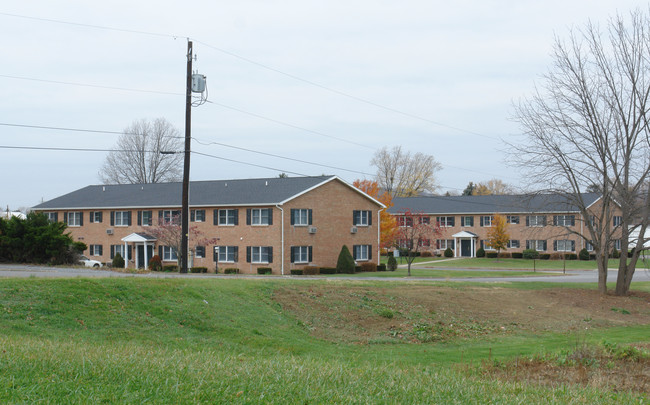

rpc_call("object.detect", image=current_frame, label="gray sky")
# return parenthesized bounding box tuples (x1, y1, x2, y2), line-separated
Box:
(1, 1, 647, 210)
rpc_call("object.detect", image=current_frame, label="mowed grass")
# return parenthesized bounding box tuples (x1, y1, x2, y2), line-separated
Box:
(420, 257, 637, 270)
(331, 267, 551, 278)
(0, 278, 648, 403)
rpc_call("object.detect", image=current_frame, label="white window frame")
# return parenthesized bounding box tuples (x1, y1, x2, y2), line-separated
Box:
(251, 246, 270, 263)
(195, 246, 205, 258)
(218, 209, 237, 226)
(482, 240, 496, 251)
(613, 216, 623, 227)
(251, 209, 270, 226)
(613, 239, 621, 250)
(355, 210, 370, 226)
(555, 215, 575, 227)
(141, 210, 152, 227)
(437, 239, 455, 250)
(355, 245, 370, 261)
(293, 209, 309, 226)
(46, 212, 57, 222)
(162, 246, 178, 262)
(586, 241, 594, 251)
(482, 215, 494, 227)
(529, 240, 546, 251)
(506, 215, 520, 224)
(67, 212, 82, 227)
(192, 209, 206, 222)
(556, 240, 573, 252)
(461, 216, 473, 227)
(217, 246, 236, 263)
(90, 244, 102, 256)
(528, 215, 545, 227)
(293, 246, 310, 263)
(90, 211, 102, 223)
(398, 216, 413, 227)
(113, 245, 126, 259)
(114, 211, 129, 227)
(437, 216, 453, 227)
(507, 240, 520, 249)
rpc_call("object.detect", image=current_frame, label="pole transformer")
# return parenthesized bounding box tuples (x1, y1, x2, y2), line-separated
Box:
(181, 40, 193, 274)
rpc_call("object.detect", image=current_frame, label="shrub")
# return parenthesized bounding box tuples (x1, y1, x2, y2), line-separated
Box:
(224, 268, 239, 274)
(360, 262, 377, 272)
(112, 253, 125, 269)
(511, 252, 523, 259)
(319, 267, 337, 274)
(377, 264, 387, 272)
(476, 247, 486, 258)
(190, 267, 207, 273)
(539, 253, 551, 260)
(444, 247, 454, 258)
(257, 267, 272, 275)
(579, 248, 590, 261)
(611, 248, 620, 259)
(148, 255, 162, 271)
(163, 265, 178, 272)
(486, 252, 498, 258)
(303, 266, 320, 275)
(564, 253, 578, 260)
(589, 253, 597, 261)
(522, 249, 539, 259)
(336, 245, 356, 274)
(290, 269, 303, 275)
(387, 256, 397, 271)
(421, 251, 433, 257)
(498, 252, 511, 259)
(549, 252, 563, 260)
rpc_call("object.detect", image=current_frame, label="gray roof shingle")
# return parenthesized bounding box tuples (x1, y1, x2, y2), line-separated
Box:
(33, 175, 338, 210)
(388, 193, 601, 215)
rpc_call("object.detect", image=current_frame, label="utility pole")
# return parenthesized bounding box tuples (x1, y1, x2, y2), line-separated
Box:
(181, 40, 193, 274)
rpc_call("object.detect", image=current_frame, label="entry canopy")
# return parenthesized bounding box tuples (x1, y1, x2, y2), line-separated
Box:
(452, 231, 478, 238)
(121, 233, 157, 243)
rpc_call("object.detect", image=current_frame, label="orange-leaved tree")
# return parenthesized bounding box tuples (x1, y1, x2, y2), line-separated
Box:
(486, 214, 509, 258)
(353, 179, 398, 251)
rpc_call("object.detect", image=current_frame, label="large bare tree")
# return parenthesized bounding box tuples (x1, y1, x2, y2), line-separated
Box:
(511, 9, 650, 295)
(371, 146, 441, 197)
(99, 118, 183, 184)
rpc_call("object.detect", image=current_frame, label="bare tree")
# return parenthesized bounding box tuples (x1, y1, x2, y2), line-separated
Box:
(511, 9, 650, 295)
(473, 179, 513, 195)
(371, 146, 441, 197)
(99, 118, 183, 184)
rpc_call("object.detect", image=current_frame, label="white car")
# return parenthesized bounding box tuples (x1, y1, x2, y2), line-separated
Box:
(78, 255, 102, 268)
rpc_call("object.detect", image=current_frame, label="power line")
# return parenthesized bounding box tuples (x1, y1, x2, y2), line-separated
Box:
(0, 122, 177, 138)
(192, 151, 308, 176)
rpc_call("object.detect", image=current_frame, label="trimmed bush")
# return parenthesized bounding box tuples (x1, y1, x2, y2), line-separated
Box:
(162, 265, 178, 272)
(444, 247, 454, 258)
(549, 252, 563, 260)
(498, 252, 511, 259)
(579, 248, 590, 261)
(522, 249, 539, 259)
(377, 264, 387, 272)
(421, 251, 433, 257)
(224, 268, 239, 274)
(476, 247, 486, 258)
(336, 245, 356, 274)
(486, 252, 498, 258)
(511, 252, 523, 259)
(387, 256, 397, 271)
(564, 253, 577, 260)
(319, 267, 337, 274)
(190, 267, 207, 273)
(290, 269, 303, 275)
(539, 253, 551, 260)
(257, 267, 272, 275)
(112, 253, 125, 269)
(360, 262, 377, 272)
(303, 266, 320, 275)
(148, 255, 162, 271)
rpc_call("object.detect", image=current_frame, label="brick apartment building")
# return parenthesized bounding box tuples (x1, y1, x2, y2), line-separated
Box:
(388, 193, 622, 257)
(32, 175, 384, 274)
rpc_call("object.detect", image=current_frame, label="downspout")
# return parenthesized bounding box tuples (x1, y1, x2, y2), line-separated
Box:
(378, 208, 385, 261)
(276, 204, 285, 275)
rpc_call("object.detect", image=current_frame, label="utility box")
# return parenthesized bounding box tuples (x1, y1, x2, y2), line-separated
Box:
(191, 74, 206, 93)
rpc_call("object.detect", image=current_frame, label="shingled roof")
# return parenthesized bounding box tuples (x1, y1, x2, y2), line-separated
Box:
(388, 193, 602, 215)
(33, 175, 354, 210)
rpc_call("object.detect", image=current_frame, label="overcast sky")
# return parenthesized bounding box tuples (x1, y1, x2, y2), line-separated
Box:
(1, 1, 647, 210)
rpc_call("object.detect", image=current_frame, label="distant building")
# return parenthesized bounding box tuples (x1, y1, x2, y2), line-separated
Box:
(1, 208, 26, 220)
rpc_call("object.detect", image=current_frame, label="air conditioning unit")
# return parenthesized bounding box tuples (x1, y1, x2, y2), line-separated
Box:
(106, 229, 114, 235)
(308, 226, 317, 234)
(350, 226, 358, 234)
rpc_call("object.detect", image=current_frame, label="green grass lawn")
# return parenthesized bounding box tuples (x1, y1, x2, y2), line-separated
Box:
(0, 278, 647, 403)
(417, 257, 637, 270)
(331, 267, 552, 278)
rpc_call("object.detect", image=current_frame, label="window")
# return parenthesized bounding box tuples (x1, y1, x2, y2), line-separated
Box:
(162, 246, 177, 262)
(526, 240, 547, 251)
(89, 211, 103, 223)
(247, 246, 272, 263)
(480, 240, 495, 251)
(526, 215, 546, 227)
(353, 210, 371, 226)
(291, 246, 312, 263)
(419, 216, 430, 225)
(216, 209, 238, 226)
(436, 239, 455, 250)
(480, 215, 494, 227)
(111, 245, 131, 260)
(506, 215, 519, 225)
(398, 239, 413, 249)
(613, 216, 623, 227)
(46, 212, 58, 222)
(418, 238, 431, 247)
(89, 244, 103, 256)
(195, 246, 205, 258)
(613, 239, 621, 250)
(554, 215, 575, 227)
(398, 216, 413, 227)
(160, 210, 180, 225)
(248, 208, 272, 226)
(554, 240, 575, 252)
(507, 240, 520, 249)
(291, 209, 312, 226)
(461, 216, 474, 227)
(191, 209, 206, 222)
(113, 211, 131, 227)
(436, 216, 454, 227)
(66, 212, 82, 227)
(353, 245, 372, 261)
(139, 210, 153, 226)
(215, 246, 238, 262)
(586, 241, 594, 251)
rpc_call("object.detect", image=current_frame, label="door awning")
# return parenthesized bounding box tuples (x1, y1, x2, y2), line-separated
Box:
(121, 233, 157, 243)
(452, 231, 478, 238)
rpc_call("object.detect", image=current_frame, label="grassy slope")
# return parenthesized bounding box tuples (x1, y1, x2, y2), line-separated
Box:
(0, 278, 647, 403)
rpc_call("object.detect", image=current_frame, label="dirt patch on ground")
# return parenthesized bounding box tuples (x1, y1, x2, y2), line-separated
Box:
(273, 284, 650, 343)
